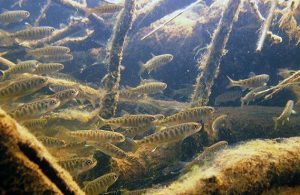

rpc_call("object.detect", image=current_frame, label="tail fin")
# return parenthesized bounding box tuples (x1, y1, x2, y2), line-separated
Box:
(96, 115, 106, 128)
(126, 138, 140, 153)
(226, 76, 237, 89)
(0, 70, 6, 80)
(138, 61, 145, 78)
(273, 117, 278, 130)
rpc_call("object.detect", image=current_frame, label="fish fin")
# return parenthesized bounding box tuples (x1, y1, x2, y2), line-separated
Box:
(151, 53, 156, 57)
(24, 22, 32, 28)
(292, 110, 297, 114)
(96, 116, 106, 128)
(129, 139, 140, 153)
(156, 126, 166, 132)
(0, 51, 8, 57)
(151, 147, 158, 152)
(0, 70, 5, 80)
(226, 76, 237, 89)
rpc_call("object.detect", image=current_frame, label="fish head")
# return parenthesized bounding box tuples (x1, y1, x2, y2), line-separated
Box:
(83, 158, 97, 169)
(166, 54, 174, 62)
(47, 98, 60, 110)
(109, 172, 119, 182)
(154, 114, 165, 120)
(190, 122, 202, 132)
(68, 89, 79, 98)
(115, 133, 125, 143)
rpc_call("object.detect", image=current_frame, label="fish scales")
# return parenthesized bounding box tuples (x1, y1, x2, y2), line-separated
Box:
(27, 46, 70, 56)
(34, 63, 64, 75)
(135, 122, 202, 147)
(96, 143, 128, 159)
(0, 76, 48, 100)
(38, 136, 65, 147)
(83, 172, 118, 195)
(22, 118, 48, 129)
(58, 157, 97, 174)
(49, 89, 78, 105)
(101, 114, 157, 128)
(12, 26, 55, 40)
(70, 130, 125, 143)
(227, 74, 269, 89)
(2, 60, 38, 80)
(156, 106, 214, 126)
(0, 10, 30, 24)
(11, 98, 60, 120)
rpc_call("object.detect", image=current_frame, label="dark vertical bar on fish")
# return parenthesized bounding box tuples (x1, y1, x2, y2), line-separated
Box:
(100, 0, 136, 119)
(191, 0, 243, 106)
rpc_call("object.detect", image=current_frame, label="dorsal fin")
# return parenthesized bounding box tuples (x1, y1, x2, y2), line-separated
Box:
(248, 72, 256, 78)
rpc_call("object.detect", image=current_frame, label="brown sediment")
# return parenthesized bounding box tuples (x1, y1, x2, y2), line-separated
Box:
(0, 108, 83, 194)
(191, 0, 243, 106)
(145, 137, 300, 194)
(100, 0, 136, 119)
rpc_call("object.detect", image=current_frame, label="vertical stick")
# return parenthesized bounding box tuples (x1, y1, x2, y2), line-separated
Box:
(100, 0, 136, 119)
(192, 0, 243, 106)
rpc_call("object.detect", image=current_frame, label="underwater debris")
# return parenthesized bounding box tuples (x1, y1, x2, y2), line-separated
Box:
(34, 0, 52, 27)
(249, 0, 265, 22)
(99, 0, 136, 119)
(256, 0, 279, 52)
(0, 107, 84, 194)
(192, 0, 243, 106)
(145, 137, 300, 194)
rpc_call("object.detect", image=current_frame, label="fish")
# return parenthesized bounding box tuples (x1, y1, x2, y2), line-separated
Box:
(0, 60, 38, 80)
(95, 142, 129, 159)
(48, 89, 78, 106)
(39, 54, 73, 63)
(27, 46, 70, 57)
(214, 90, 242, 106)
(22, 118, 48, 130)
(0, 76, 48, 101)
(155, 106, 214, 126)
(33, 63, 64, 75)
(0, 10, 30, 24)
(58, 157, 97, 176)
(69, 130, 125, 143)
(97, 114, 159, 129)
(85, 4, 124, 16)
(122, 125, 152, 138)
(273, 100, 296, 130)
(139, 54, 173, 76)
(226, 74, 269, 89)
(11, 98, 60, 120)
(211, 115, 230, 137)
(11, 26, 55, 41)
(37, 136, 66, 147)
(126, 81, 167, 95)
(83, 172, 118, 195)
(240, 86, 269, 106)
(133, 122, 202, 150)
(182, 141, 228, 172)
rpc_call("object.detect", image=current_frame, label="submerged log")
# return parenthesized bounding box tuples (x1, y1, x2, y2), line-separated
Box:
(145, 137, 300, 194)
(191, 0, 243, 106)
(100, 0, 136, 119)
(0, 108, 83, 194)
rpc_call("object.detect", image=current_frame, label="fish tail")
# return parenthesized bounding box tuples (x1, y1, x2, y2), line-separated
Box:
(273, 117, 278, 130)
(138, 61, 145, 77)
(96, 116, 107, 128)
(0, 70, 6, 80)
(226, 76, 238, 88)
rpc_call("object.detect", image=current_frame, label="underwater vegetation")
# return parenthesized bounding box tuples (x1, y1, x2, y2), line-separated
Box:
(0, 0, 300, 194)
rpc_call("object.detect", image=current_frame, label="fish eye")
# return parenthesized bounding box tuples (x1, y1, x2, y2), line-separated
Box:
(50, 28, 55, 32)
(50, 100, 56, 104)
(86, 160, 92, 164)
